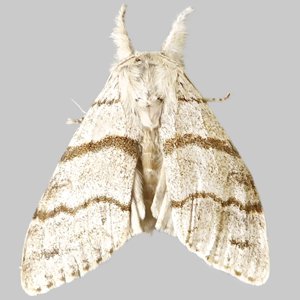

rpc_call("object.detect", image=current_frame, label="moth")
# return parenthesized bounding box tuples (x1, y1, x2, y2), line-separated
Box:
(21, 5, 270, 295)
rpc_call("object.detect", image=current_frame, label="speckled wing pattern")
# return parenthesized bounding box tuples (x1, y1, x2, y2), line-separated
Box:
(159, 71, 270, 285)
(21, 74, 142, 295)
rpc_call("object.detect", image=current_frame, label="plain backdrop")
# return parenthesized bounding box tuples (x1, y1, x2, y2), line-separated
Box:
(1, 0, 299, 299)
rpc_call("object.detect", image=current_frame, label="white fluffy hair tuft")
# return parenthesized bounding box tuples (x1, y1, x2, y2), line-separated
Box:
(161, 6, 194, 66)
(110, 4, 134, 62)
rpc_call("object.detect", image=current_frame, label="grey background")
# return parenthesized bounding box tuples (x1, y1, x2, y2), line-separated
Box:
(1, 0, 299, 298)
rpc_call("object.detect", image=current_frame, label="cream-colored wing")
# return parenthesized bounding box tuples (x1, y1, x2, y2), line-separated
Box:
(159, 89, 269, 285)
(21, 91, 143, 295)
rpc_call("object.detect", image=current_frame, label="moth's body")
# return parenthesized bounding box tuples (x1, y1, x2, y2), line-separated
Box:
(21, 5, 270, 296)
(128, 53, 172, 232)
(140, 127, 162, 232)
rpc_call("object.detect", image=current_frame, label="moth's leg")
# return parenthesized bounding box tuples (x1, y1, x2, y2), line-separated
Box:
(133, 162, 145, 220)
(66, 116, 84, 125)
(151, 163, 175, 235)
(66, 99, 86, 124)
(66, 99, 86, 125)
(130, 196, 143, 235)
(151, 162, 166, 218)
(155, 192, 175, 236)
(202, 92, 230, 103)
(130, 164, 145, 235)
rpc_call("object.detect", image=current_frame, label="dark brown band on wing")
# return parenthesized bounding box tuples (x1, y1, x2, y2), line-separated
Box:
(61, 135, 139, 162)
(230, 239, 251, 249)
(93, 99, 120, 106)
(178, 97, 205, 104)
(171, 191, 262, 214)
(33, 196, 130, 222)
(41, 248, 60, 259)
(163, 134, 240, 158)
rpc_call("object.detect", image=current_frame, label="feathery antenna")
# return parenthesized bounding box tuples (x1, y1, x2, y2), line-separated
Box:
(161, 7, 194, 65)
(111, 4, 134, 62)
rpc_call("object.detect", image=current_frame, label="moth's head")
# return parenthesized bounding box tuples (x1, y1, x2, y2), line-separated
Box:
(110, 5, 193, 129)
(117, 52, 178, 128)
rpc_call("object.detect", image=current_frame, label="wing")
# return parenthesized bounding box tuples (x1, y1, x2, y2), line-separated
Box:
(21, 75, 144, 295)
(157, 72, 270, 285)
